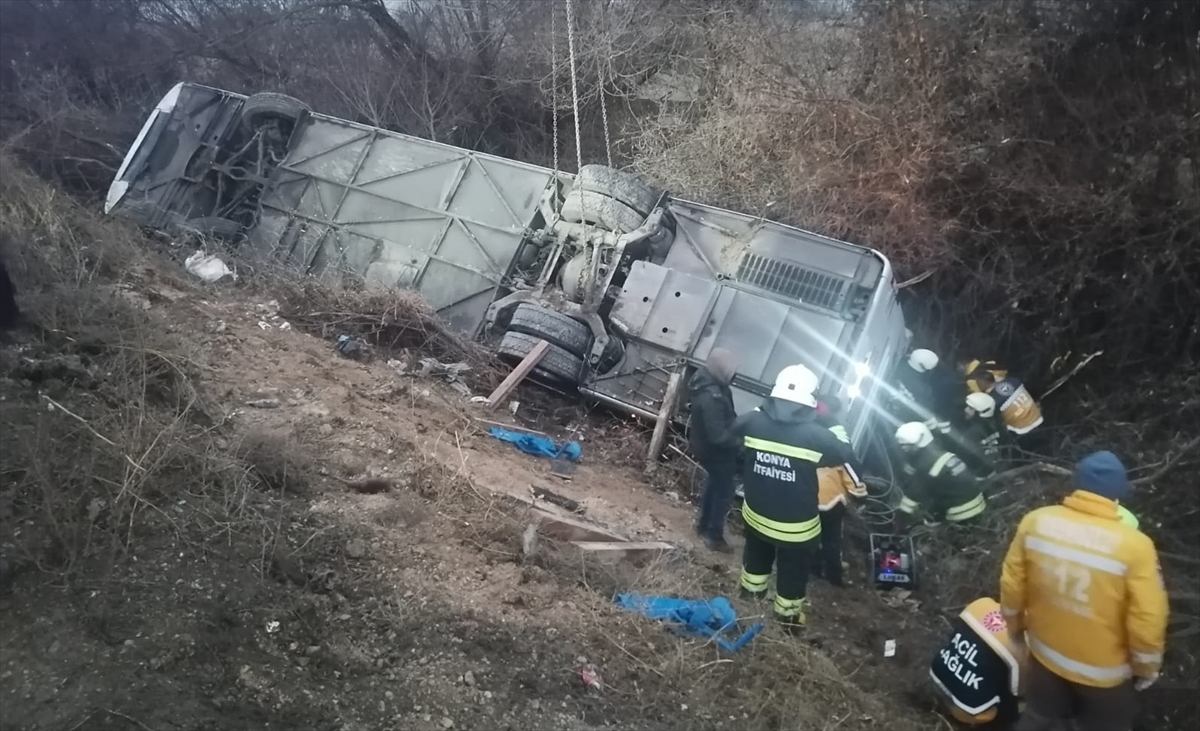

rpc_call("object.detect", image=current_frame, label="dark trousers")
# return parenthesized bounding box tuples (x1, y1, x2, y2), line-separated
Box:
(1015, 656, 1137, 731)
(740, 525, 813, 621)
(697, 457, 737, 541)
(813, 504, 846, 586)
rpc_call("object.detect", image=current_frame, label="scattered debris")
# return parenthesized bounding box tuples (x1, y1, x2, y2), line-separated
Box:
(335, 334, 367, 360)
(884, 639, 897, 658)
(391, 356, 472, 396)
(246, 398, 280, 409)
(206, 318, 227, 333)
(580, 663, 603, 695)
(184, 250, 236, 283)
(488, 426, 581, 461)
(613, 594, 764, 653)
(247, 300, 293, 330)
(530, 484, 584, 514)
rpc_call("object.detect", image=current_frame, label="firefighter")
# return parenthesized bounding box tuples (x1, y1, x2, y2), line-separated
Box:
(736, 364, 862, 630)
(687, 348, 741, 553)
(894, 422, 987, 526)
(1001, 451, 1168, 731)
(894, 348, 952, 435)
(813, 396, 867, 587)
(973, 370, 1045, 451)
(957, 392, 1003, 476)
(960, 358, 1009, 395)
(930, 596, 1025, 727)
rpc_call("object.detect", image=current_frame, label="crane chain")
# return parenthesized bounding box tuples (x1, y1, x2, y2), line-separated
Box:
(551, 0, 559, 177)
(565, 0, 583, 174)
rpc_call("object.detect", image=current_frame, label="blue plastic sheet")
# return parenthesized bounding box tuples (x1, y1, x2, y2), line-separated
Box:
(613, 593, 764, 653)
(487, 426, 582, 461)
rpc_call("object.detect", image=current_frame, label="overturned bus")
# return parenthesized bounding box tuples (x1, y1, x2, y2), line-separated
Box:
(104, 83, 910, 456)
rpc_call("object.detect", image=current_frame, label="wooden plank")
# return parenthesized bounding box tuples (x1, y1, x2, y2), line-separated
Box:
(485, 339, 550, 408)
(644, 370, 684, 471)
(572, 540, 677, 563)
(474, 417, 547, 436)
(533, 508, 627, 543)
(572, 541, 676, 553)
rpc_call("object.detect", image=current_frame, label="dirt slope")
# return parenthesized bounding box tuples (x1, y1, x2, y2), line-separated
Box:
(0, 258, 945, 731)
(0, 157, 954, 731)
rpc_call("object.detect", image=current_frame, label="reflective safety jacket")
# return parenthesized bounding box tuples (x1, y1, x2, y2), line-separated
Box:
(941, 416, 1002, 478)
(815, 416, 867, 511)
(894, 365, 949, 432)
(930, 597, 1025, 725)
(898, 446, 986, 523)
(735, 398, 861, 544)
(1000, 490, 1169, 688)
(989, 376, 1043, 435)
(965, 360, 1009, 394)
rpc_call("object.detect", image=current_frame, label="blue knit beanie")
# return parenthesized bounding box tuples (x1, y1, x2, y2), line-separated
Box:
(1074, 451, 1131, 502)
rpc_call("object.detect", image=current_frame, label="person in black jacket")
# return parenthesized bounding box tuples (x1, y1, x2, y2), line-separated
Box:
(687, 348, 741, 552)
(734, 364, 863, 631)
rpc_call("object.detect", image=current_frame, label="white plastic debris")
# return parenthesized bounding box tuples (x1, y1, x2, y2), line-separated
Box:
(884, 639, 896, 657)
(185, 250, 236, 283)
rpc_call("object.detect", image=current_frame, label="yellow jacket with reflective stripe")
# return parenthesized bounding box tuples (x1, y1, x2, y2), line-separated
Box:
(964, 360, 1008, 394)
(989, 377, 1043, 435)
(815, 421, 866, 510)
(1000, 491, 1168, 688)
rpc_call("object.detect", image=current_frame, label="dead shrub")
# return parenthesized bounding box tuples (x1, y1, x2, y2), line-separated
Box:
(273, 279, 505, 393)
(0, 153, 234, 582)
(235, 430, 315, 496)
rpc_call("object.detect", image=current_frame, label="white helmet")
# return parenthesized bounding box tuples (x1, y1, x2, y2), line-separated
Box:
(895, 421, 934, 449)
(908, 349, 939, 373)
(770, 364, 820, 407)
(965, 392, 996, 418)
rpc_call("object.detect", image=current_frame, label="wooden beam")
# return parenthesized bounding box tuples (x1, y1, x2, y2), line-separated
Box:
(485, 339, 549, 408)
(571, 541, 676, 563)
(571, 541, 676, 553)
(532, 508, 626, 543)
(645, 370, 684, 471)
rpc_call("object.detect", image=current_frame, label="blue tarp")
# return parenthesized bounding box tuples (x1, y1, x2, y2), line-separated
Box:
(488, 426, 582, 461)
(613, 594, 764, 653)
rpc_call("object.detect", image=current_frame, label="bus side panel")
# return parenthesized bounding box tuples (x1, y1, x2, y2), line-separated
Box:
(250, 116, 557, 336)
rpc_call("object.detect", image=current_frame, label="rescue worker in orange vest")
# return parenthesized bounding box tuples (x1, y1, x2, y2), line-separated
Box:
(930, 597, 1025, 727)
(735, 364, 862, 631)
(1001, 451, 1168, 731)
(813, 396, 866, 587)
(894, 422, 987, 526)
(972, 369, 1045, 451)
(960, 358, 1009, 394)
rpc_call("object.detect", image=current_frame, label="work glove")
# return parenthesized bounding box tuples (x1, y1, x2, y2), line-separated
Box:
(1134, 673, 1159, 691)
